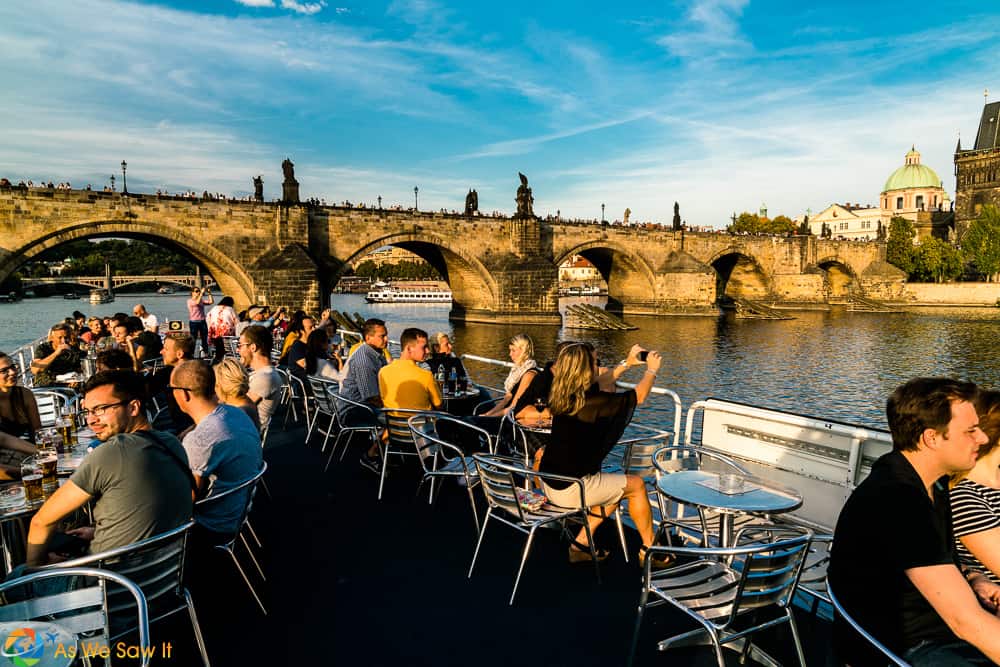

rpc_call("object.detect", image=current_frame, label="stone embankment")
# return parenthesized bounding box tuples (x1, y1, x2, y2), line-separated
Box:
(897, 282, 1000, 307)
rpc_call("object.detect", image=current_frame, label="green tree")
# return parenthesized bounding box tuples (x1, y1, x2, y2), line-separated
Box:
(353, 260, 378, 279)
(797, 217, 811, 235)
(886, 216, 915, 275)
(729, 212, 762, 233)
(766, 215, 795, 235)
(911, 237, 963, 283)
(962, 205, 1000, 282)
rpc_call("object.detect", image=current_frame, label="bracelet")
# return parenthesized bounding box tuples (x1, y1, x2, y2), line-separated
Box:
(644, 370, 657, 377)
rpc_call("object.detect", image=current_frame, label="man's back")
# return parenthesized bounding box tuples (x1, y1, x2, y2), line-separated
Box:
(379, 358, 440, 412)
(184, 404, 262, 534)
(340, 343, 387, 410)
(249, 364, 282, 429)
(69, 430, 193, 555)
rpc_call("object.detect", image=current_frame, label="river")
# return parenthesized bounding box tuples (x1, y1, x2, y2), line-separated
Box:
(3, 293, 999, 430)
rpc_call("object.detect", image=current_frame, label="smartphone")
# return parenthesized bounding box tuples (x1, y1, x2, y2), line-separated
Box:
(638, 350, 649, 362)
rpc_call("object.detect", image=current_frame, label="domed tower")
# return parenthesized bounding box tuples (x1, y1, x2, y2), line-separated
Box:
(880, 146, 949, 212)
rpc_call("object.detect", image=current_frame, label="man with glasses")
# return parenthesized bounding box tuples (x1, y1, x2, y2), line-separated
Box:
(25, 370, 193, 566)
(238, 325, 282, 433)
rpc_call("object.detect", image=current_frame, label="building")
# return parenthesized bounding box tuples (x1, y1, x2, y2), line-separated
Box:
(805, 146, 952, 242)
(558, 255, 602, 283)
(351, 245, 427, 269)
(955, 100, 1000, 239)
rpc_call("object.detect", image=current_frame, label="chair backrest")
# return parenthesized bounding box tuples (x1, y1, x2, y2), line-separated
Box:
(472, 454, 530, 523)
(616, 425, 672, 478)
(381, 408, 439, 454)
(223, 336, 240, 358)
(195, 462, 267, 544)
(331, 392, 379, 423)
(431, 414, 494, 456)
(308, 376, 338, 415)
(725, 526, 812, 625)
(406, 414, 470, 475)
(30, 390, 69, 428)
(827, 582, 911, 666)
(652, 445, 748, 477)
(0, 567, 151, 666)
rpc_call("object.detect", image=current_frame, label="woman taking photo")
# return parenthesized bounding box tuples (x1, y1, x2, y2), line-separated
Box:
(539, 342, 667, 567)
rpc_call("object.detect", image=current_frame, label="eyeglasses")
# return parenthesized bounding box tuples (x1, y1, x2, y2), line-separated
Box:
(80, 401, 126, 418)
(0, 365, 18, 375)
(236, 341, 253, 349)
(168, 386, 193, 394)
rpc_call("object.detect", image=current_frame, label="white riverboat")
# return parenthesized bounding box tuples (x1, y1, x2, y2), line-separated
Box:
(365, 281, 452, 303)
(88, 288, 114, 304)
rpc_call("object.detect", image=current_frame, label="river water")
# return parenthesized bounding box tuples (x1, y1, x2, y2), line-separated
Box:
(3, 293, 999, 430)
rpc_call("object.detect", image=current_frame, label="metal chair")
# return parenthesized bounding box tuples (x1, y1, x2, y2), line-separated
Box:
(194, 463, 268, 615)
(651, 445, 752, 546)
(223, 336, 240, 358)
(827, 581, 911, 666)
(407, 414, 490, 534)
(30, 389, 70, 428)
(0, 567, 152, 667)
(306, 376, 339, 451)
(372, 408, 445, 500)
(38, 520, 210, 666)
(469, 454, 605, 605)
(627, 524, 813, 667)
(327, 394, 382, 471)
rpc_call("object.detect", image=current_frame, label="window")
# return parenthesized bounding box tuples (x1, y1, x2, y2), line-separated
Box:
(861, 221, 871, 230)
(896, 197, 904, 209)
(915, 195, 924, 210)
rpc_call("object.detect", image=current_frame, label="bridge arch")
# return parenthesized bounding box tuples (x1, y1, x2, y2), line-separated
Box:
(706, 249, 771, 301)
(334, 232, 500, 317)
(0, 220, 255, 307)
(812, 257, 858, 300)
(554, 241, 657, 313)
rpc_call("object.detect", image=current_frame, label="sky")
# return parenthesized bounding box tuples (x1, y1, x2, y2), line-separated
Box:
(2, 0, 999, 228)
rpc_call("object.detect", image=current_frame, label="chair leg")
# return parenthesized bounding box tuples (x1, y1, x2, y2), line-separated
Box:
(627, 590, 649, 667)
(319, 414, 335, 453)
(466, 484, 480, 535)
(708, 628, 726, 667)
(509, 527, 539, 605)
(245, 519, 263, 548)
(614, 509, 629, 563)
(239, 532, 266, 581)
(377, 447, 389, 500)
(786, 609, 808, 667)
(183, 588, 212, 667)
(467, 510, 492, 578)
(581, 515, 601, 585)
(226, 547, 268, 615)
(326, 430, 353, 471)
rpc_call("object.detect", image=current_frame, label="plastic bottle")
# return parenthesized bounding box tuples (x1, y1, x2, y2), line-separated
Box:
(435, 366, 446, 392)
(447, 367, 458, 395)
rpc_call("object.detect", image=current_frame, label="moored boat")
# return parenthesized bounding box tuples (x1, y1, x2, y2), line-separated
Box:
(365, 281, 452, 303)
(89, 288, 114, 304)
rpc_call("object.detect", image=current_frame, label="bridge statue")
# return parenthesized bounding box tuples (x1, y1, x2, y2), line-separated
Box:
(281, 158, 300, 204)
(515, 172, 534, 219)
(623, 207, 631, 224)
(464, 189, 479, 216)
(252, 176, 263, 202)
(672, 202, 682, 230)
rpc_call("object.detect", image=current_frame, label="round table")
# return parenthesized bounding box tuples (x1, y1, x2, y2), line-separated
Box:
(0, 621, 76, 667)
(655, 470, 802, 547)
(440, 387, 483, 416)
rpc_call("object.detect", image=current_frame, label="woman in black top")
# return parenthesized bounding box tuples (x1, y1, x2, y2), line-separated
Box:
(539, 342, 665, 566)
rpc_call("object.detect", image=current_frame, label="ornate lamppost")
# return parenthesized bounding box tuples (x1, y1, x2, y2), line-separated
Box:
(378, 195, 382, 209)
(110, 174, 115, 192)
(121, 160, 128, 194)
(414, 186, 419, 211)
(601, 203, 605, 223)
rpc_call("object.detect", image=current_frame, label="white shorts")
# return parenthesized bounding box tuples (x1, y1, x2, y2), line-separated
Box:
(543, 472, 627, 509)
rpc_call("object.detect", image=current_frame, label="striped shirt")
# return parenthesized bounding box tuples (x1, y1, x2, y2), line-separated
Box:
(951, 478, 1000, 583)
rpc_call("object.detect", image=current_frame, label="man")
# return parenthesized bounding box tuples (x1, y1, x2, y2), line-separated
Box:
(187, 286, 213, 357)
(133, 303, 159, 333)
(25, 370, 193, 565)
(110, 320, 129, 350)
(830, 377, 1000, 665)
(236, 306, 284, 337)
(339, 318, 389, 473)
(30, 324, 82, 387)
(426, 332, 468, 380)
(148, 334, 196, 434)
(239, 324, 282, 432)
(126, 316, 162, 368)
(170, 360, 261, 543)
(379, 328, 442, 413)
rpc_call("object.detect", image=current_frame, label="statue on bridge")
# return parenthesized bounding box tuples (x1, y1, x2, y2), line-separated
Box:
(672, 202, 682, 230)
(623, 207, 631, 224)
(877, 220, 887, 241)
(252, 175, 263, 202)
(515, 172, 534, 219)
(281, 158, 299, 204)
(464, 189, 479, 216)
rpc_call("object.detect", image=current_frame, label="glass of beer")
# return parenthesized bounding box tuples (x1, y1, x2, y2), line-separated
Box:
(35, 447, 59, 496)
(21, 457, 44, 507)
(56, 413, 74, 451)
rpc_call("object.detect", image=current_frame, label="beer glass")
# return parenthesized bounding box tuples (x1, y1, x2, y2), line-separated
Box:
(57, 409, 75, 450)
(36, 446, 59, 496)
(21, 457, 44, 507)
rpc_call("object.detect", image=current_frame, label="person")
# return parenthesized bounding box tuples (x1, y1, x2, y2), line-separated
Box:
(426, 332, 467, 379)
(170, 360, 262, 543)
(0, 352, 41, 442)
(280, 314, 315, 384)
(483, 334, 537, 417)
(280, 311, 313, 360)
(29, 324, 82, 387)
(147, 334, 196, 434)
(952, 389, 1000, 583)
(24, 370, 194, 566)
(85, 316, 111, 349)
(187, 286, 214, 357)
(830, 377, 1000, 666)
(378, 328, 441, 414)
(214, 358, 261, 431)
(339, 318, 389, 473)
(238, 324, 282, 433)
(95, 348, 134, 373)
(537, 343, 667, 567)
(304, 328, 343, 381)
(126, 316, 162, 368)
(236, 306, 283, 336)
(132, 304, 159, 333)
(206, 295, 238, 364)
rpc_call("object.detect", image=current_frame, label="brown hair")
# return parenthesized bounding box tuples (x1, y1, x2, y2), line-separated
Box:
(887, 377, 979, 452)
(548, 343, 595, 417)
(975, 390, 1000, 460)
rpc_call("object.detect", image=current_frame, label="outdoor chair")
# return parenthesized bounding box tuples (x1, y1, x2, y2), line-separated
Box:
(0, 567, 152, 667)
(37, 520, 210, 666)
(372, 407, 447, 500)
(827, 581, 910, 666)
(794, 533, 833, 613)
(194, 462, 269, 615)
(274, 367, 308, 429)
(651, 445, 753, 546)
(327, 394, 382, 471)
(306, 376, 339, 451)
(223, 336, 240, 358)
(30, 389, 71, 428)
(627, 524, 813, 667)
(407, 414, 491, 534)
(469, 454, 606, 605)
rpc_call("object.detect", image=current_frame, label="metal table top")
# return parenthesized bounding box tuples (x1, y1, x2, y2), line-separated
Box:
(655, 470, 802, 515)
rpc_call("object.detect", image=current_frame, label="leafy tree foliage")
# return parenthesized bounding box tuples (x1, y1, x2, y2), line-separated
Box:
(910, 237, 963, 283)
(886, 216, 915, 275)
(769, 215, 796, 234)
(28, 239, 196, 276)
(353, 259, 441, 281)
(961, 205, 1000, 282)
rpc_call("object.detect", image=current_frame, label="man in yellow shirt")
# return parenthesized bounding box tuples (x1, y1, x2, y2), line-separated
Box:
(378, 328, 442, 412)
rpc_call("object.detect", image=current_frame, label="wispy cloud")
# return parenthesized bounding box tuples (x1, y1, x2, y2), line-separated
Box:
(234, 0, 275, 7)
(280, 0, 326, 15)
(658, 0, 751, 61)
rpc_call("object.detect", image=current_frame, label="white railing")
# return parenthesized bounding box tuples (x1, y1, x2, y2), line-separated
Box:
(6, 337, 44, 386)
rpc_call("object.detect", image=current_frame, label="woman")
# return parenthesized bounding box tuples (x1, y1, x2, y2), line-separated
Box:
(206, 296, 238, 364)
(0, 352, 40, 476)
(484, 334, 538, 417)
(280, 311, 311, 359)
(538, 342, 667, 567)
(304, 329, 343, 381)
(951, 389, 1000, 582)
(214, 358, 261, 432)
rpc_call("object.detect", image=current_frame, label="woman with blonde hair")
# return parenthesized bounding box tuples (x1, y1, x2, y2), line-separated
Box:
(951, 389, 1000, 583)
(539, 342, 668, 567)
(214, 358, 261, 432)
(484, 333, 537, 417)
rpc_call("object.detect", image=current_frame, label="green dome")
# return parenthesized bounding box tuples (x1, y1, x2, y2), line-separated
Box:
(882, 147, 942, 192)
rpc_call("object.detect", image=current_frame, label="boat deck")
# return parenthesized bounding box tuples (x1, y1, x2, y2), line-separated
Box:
(148, 416, 833, 666)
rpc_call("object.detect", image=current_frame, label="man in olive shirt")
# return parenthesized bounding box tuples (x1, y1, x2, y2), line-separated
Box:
(26, 371, 193, 565)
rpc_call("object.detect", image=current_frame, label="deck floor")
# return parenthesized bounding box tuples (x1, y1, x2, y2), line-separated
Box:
(150, 413, 834, 666)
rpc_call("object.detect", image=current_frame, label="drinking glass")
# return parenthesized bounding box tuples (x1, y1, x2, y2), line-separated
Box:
(36, 445, 59, 496)
(718, 473, 745, 494)
(21, 457, 44, 507)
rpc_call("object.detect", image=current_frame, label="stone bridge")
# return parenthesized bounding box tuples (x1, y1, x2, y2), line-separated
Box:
(0, 187, 903, 324)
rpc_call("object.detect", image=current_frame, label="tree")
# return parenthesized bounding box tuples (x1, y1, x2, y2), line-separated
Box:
(729, 212, 762, 233)
(886, 216, 915, 275)
(961, 205, 1000, 282)
(911, 237, 963, 283)
(767, 215, 795, 235)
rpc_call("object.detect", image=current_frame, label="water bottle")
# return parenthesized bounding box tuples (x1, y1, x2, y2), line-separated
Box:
(447, 367, 458, 395)
(435, 366, 446, 393)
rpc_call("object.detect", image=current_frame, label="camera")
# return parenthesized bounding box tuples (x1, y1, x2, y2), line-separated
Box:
(637, 350, 649, 362)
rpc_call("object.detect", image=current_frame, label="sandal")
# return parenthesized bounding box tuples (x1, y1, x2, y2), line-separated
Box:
(568, 539, 610, 564)
(638, 544, 674, 570)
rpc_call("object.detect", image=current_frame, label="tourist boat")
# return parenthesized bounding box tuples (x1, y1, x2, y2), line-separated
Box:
(365, 281, 452, 303)
(88, 288, 114, 304)
(63, 292, 79, 300)
(157, 285, 175, 294)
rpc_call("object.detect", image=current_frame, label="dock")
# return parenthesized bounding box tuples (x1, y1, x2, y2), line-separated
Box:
(564, 303, 638, 330)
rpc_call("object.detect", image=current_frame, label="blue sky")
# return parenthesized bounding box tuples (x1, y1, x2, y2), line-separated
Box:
(2, 0, 999, 227)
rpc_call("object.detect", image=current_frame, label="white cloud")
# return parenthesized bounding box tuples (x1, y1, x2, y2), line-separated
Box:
(280, 0, 326, 14)
(234, 0, 275, 7)
(658, 0, 751, 61)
